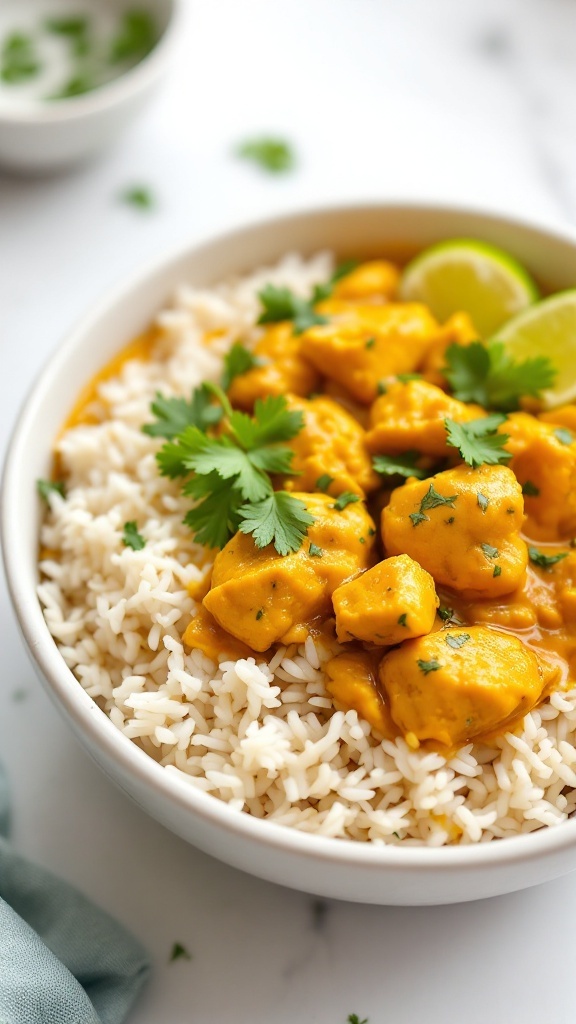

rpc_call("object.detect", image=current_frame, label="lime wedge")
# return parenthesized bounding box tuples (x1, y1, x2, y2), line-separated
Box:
(400, 238, 539, 336)
(492, 290, 576, 409)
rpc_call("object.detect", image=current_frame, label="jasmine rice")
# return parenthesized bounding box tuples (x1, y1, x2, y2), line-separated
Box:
(38, 252, 576, 846)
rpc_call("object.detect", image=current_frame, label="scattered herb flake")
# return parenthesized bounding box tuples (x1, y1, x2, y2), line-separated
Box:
(396, 373, 422, 383)
(554, 427, 573, 446)
(311, 260, 359, 303)
(48, 71, 97, 99)
(37, 478, 66, 502)
(1, 32, 42, 84)
(528, 547, 569, 570)
(45, 15, 90, 36)
(376, 380, 387, 396)
(444, 340, 556, 412)
(398, 613, 408, 627)
(521, 480, 540, 497)
(373, 451, 429, 481)
(316, 473, 334, 492)
(417, 659, 442, 675)
(332, 492, 361, 511)
(368, 527, 376, 536)
(481, 543, 499, 559)
(365, 336, 376, 349)
(309, 543, 323, 557)
(445, 632, 470, 649)
(409, 511, 428, 527)
(257, 283, 327, 335)
(477, 492, 489, 512)
(255, 608, 264, 620)
(236, 136, 295, 174)
(122, 521, 145, 551)
(493, 565, 502, 577)
(438, 605, 454, 622)
(445, 414, 510, 468)
(169, 942, 192, 963)
(410, 482, 458, 526)
(347, 1017, 369, 1024)
(120, 185, 156, 211)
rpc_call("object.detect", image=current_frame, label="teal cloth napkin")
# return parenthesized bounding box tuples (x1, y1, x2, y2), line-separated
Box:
(0, 765, 150, 1024)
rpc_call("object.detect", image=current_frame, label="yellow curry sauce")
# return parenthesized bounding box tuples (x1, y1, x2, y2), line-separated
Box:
(60, 258, 576, 757)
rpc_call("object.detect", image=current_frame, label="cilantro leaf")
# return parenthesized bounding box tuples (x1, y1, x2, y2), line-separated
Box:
(222, 342, 262, 390)
(1, 32, 42, 84)
(347, 1016, 369, 1024)
(311, 260, 359, 302)
(143, 385, 223, 439)
(184, 474, 244, 550)
(373, 451, 429, 481)
(169, 942, 192, 963)
(528, 547, 569, 571)
(522, 480, 540, 497)
(257, 284, 327, 335)
(481, 543, 499, 558)
(444, 414, 511, 468)
(309, 543, 323, 557)
(236, 136, 295, 174)
(37, 478, 66, 502)
(444, 341, 557, 412)
(438, 605, 455, 622)
(181, 434, 273, 503)
(445, 632, 470, 649)
(120, 185, 156, 211)
(122, 521, 145, 550)
(554, 428, 573, 446)
(238, 492, 315, 555)
(316, 473, 334, 492)
(229, 395, 303, 448)
(409, 483, 458, 527)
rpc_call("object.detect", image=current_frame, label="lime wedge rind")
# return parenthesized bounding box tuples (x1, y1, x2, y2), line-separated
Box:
(491, 289, 576, 410)
(400, 238, 540, 337)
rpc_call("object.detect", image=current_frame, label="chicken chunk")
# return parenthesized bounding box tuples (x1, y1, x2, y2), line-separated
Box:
(280, 395, 379, 497)
(382, 464, 527, 598)
(332, 554, 438, 645)
(227, 322, 320, 410)
(365, 380, 484, 459)
(379, 625, 558, 749)
(203, 492, 376, 651)
(300, 303, 440, 404)
(503, 413, 576, 541)
(325, 650, 390, 735)
(182, 606, 255, 661)
(331, 259, 400, 302)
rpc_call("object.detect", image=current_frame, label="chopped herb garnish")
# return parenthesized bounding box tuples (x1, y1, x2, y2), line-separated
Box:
(359, 536, 365, 543)
(236, 136, 295, 174)
(44, 15, 91, 55)
(477, 492, 489, 512)
(522, 480, 540, 497)
(256, 608, 264, 620)
(316, 473, 334, 492)
(396, 373, 422, 383)
(398, 613, 408, 627)
(554, 428, 573, 446)
(109, 10, 157, 64)
(368, 527, 376, 536)
(309, 543, 323, 557)
(444, 340, 556, 412)
(373, 451, 429, 481)
(376, 381, 387, 396)
(417, 659, 442, 675)
(332, 492, 361, 511)
(1, 32, 42, 84)
(481, 543, 499, 558)
(122, 521, 145, 550)
(222, 342, 261, 390)
(365, 336, 376, 349)
(257, 283, 328, 335)
(120, 185, 156, 210)
(445, 633, 470, 649)
(311, 260, 359, 303)
(445, 516, 455, 524)
(157, 391, 312, 553)
(445, 414, 510, 468)
(528, 547, 569, 570)
(48, 71, 96, 99)
(169, 942, 192, 963)
(37, 478, 66, 502)
(493, 565, 502, 577)
(438, 605, 454, 622)
(409, 483, 458, 526)
(347, 1016, 368, 1024)
(143, 384, 223, 440)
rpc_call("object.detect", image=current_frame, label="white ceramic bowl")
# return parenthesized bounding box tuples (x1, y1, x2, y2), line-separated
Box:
(0, 0, 181, 172)
(4, 202, 576, 905)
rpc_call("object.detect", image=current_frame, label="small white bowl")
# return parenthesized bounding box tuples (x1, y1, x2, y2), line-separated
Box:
(0, 0, 181, 172)
(4, 201, 576, 905)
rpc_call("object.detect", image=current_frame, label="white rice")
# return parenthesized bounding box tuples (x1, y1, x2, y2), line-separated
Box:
(38, 252, 576, 845)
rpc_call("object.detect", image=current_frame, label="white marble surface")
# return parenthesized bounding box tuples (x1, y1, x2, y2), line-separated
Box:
(2, 1, 576, 1021)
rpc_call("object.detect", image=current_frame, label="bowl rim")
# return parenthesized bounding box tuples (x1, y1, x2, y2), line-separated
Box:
(5, 197, 576, 872)
(0, 0, 184, 125)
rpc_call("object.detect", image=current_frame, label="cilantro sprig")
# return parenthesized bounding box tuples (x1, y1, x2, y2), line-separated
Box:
(444, 341, 556, 412)
(155, 386, 314, 554)
(444, 413, 511, 468)
(257, 284, 328, 335)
